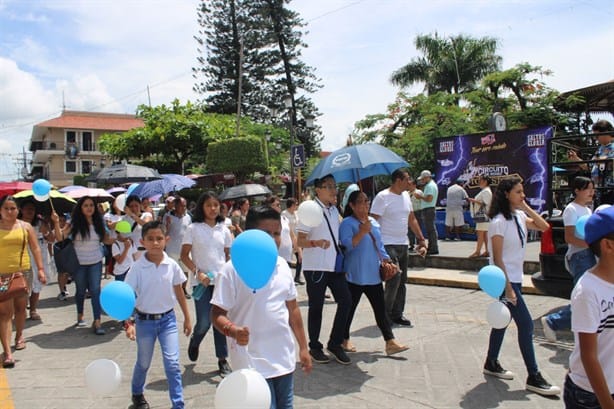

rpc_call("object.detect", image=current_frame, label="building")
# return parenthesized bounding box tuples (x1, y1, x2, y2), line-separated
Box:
(29, 110, 144, 186)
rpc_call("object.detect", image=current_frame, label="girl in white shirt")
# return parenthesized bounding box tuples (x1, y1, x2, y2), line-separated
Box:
(483, 177, 560, 397)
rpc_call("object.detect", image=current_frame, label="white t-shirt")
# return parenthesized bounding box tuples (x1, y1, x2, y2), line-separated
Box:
(112, 240, 136, 275)
(569, 272, 614, 393)
(279, 215, 293, 263)
(297, 198, 339, 272)
(211, 256, 297, 379)
(445, 184, 468, 212)
(122, 212, 153, 255)
(488, 210, 528, 283)
(562, 202, 592, 257)
(164, 212, 192, 255)
(125, 253, 187, 314)
(472, 187, 492, 218)
(370, 189, 412, 245)
(281, 209, 298, 235)
(182, 222, 233, 284)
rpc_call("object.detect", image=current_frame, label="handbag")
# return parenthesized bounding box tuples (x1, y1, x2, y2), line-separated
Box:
(0, 225, 30, 303)
(53, 233, 79, 275)
(322, 209, 345, 273)
(368, 232, 399, 281)
(472, 203, 489, 223)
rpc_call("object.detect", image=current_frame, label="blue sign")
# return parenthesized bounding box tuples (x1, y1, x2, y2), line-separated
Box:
(291, 144, 305, 168)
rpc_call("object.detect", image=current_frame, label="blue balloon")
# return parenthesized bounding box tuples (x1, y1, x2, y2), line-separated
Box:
(32, 179, 51, 196)
(127, 183, 139, 197)
(574, 215, 590, 240)
(478, 265, 506, 299)
(231, 230, 278, 290)
(100, 281, 136, 320)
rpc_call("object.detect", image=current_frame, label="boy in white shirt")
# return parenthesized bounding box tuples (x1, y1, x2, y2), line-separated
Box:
(565, 206, 614, 409)
(211, 205, 312, 409)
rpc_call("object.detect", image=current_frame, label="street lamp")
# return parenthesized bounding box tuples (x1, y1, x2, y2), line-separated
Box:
(283, 94, 295, 198)
(264, 130, 271, 171)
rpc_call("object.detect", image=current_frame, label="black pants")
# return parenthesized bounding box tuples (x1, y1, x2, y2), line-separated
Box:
(293, 252, 302, 281)
(345, 282, 394, 341)
(304, 270, 351, 351)
(422, 207, 439, 252)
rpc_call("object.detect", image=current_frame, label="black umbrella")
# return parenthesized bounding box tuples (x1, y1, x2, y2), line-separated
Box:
(13, 190, 77, 215)
(218, 184, 272, 201)
(87, 164, 162, 185)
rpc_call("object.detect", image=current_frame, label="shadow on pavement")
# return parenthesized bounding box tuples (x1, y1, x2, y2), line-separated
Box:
(460, 377, 534, 408)
(27, 321, 123, 349)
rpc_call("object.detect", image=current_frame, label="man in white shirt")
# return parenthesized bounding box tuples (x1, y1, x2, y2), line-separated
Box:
(371, 169, 426, 327)
(444, 180, 468, 241)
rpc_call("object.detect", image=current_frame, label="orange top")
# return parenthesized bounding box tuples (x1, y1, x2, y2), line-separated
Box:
(0, 226, 30, 273)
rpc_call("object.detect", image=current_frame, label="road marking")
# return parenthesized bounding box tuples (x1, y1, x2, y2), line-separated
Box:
(0, 368, 15, 409)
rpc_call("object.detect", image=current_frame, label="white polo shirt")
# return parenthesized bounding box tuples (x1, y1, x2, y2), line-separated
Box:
(370, 189, 412, 245)
(297, 198, 339, 272)
(125, 253, 186, 314)
(182, 222, 233, 284)
(211, 256, 297, 379)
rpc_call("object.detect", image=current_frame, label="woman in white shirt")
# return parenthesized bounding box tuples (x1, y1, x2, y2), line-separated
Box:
(468, 176, 493, 258)
(482, 177, 560, 397)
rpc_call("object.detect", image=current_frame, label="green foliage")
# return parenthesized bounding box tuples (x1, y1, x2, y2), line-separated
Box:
(206, 137, 267, 182)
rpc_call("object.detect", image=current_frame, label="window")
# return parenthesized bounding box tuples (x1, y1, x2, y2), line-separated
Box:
(81, 160, 92, 174)
(66, 131, 76, 145)
(65, 161, 77, 173)
(82, 131, 93, 151)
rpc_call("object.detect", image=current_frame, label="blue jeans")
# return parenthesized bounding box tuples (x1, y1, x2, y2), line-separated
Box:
(383, 244, 409, 321)
(487, 283, 538, 375)
(73, 262, 102, 321)
(304, 270, 351, 350)
(266, 372, 294, 409)
(564, 374, 612, 408)
(546, 249, 596, 331)
(191, 285, 227, 358)
(132, 311, 184, 409)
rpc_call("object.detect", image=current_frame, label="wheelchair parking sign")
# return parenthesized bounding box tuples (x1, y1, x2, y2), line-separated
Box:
(291, 144, 305, 168)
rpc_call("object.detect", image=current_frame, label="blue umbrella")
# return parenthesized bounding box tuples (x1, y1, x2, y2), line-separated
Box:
(131, 174, 196, 198)
(305, 143, 409, 186)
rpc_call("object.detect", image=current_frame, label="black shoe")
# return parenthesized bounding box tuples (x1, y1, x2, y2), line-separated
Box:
(526, 372, 561, 396)
(294, 279, 305, 285)
(483, 359, 514, 380)
(327, 345, 351, 365)
(132, 394, 150, 409)
(309, 348, 330, 364)
(187, 337, 199, 362)
(392, 317, 414, 327)
(218, 359, 232, 378)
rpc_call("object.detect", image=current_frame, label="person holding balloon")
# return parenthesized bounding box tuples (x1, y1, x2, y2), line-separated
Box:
(483, 177, 561, 396)
(180, 192, 233, 378)
(542, 176, 596, 342)
(124, 221, 192, 409)
(52, 196, 115, 335)
(111, 221, 136, 282)
(211, 205, 312, 409)
(122, 195, 153, 261)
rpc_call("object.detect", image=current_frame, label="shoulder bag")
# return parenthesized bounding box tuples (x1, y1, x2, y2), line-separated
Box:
(53, 231, 79, 275)
(0, 223, 30, 303)
(321, 210, 345, 273)
(367, 232, 399, 281)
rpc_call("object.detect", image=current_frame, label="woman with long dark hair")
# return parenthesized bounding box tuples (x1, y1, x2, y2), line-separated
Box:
(180, 191, 232, 377)
(339, 190, 409, 356)
(482, 177, 560, 396)
(53, 196, 113, 334)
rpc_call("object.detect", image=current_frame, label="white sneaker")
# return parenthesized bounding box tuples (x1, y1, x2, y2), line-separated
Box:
(541, 317, 557, 342)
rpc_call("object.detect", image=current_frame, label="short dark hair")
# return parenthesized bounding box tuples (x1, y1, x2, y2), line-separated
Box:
(126, 195, 141, 206)
(588, 233, 614, 258)
(571, 176, 593, 197)
(285, 197, 298, 208)
(245, 205, 280, 230)
(391, 168, 408, 183)
(592, 119, 614, 133)
(480, 175, 492, 185)
(314, 174, 335, 188)
(142, 220, 165, 237)
(342, 190, 364, 217)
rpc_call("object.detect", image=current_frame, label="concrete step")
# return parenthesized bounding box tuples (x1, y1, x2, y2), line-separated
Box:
(408, 252, 540, 274)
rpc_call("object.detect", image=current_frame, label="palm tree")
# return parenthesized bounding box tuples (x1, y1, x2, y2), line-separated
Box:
(391, 33, 501, 95)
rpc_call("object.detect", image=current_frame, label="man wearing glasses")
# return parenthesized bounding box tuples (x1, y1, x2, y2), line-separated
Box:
(371, 169, 426, 327)
(297, 175, 352, 365)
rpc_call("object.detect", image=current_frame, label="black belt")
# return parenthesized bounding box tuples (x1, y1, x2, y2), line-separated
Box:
(136, 309, 173, 320)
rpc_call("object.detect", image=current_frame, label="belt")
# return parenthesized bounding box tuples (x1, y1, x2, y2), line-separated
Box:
(136, 309, 173, 320)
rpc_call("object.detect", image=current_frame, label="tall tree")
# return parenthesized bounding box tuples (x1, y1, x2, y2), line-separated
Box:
(391, 33, 501, 96)
(192, 0, 322, 155)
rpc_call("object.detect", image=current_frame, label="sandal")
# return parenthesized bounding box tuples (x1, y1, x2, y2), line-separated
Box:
(29, 311, 42, 321)
(468, 252, 480, 258)
(2, 353, 15, 368)
(342, 341, 357, 353)
(480, 252, 490, 258)
(15, 338, 26, 351)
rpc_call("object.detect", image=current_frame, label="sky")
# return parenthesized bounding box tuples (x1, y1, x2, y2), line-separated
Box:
(1, 0, 613, 181)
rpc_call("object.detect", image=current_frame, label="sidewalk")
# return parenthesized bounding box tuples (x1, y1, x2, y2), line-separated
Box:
(2, 262, 573, 409)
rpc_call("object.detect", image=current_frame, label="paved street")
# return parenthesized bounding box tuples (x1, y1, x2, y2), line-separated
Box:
(1, 269, 573, 409)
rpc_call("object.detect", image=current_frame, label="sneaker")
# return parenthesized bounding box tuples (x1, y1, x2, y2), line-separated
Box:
(453, 237, 461, 241)
(541, 316, 557, 342)
(218, 359, 232, 378)
(76, 320, 88, 328)
(57, 292, 68, 301)
(309, 349, 330, 364)
(131, 394, 150, 409)
(187, 337, 199, 362)
(327, 345, 351, 365)
(483, 359, 514, 380)
(526, 372, 561, 396)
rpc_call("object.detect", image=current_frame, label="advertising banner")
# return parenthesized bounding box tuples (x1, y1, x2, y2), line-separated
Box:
(434, 126, 554, 213)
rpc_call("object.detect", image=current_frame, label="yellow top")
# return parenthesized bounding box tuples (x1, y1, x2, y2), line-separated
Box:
(0, 226, 30, 273)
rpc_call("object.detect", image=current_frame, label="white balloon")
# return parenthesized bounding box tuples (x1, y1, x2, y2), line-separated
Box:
(297, 200, 324, 227)
(84, 359, 122, 396)
(33, 193, 49, 202)
(114, 193, 127, 213)
(215, 368, 271, 409)
(486, 301, 512, 329)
